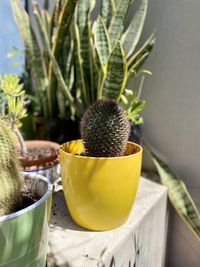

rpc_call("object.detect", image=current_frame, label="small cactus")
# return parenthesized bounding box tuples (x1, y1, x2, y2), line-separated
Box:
(0, 121, 22, 216)
(80, 99, 130, 157)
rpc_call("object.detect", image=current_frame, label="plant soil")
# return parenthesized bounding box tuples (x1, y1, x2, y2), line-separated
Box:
(14, 190, 41, 213)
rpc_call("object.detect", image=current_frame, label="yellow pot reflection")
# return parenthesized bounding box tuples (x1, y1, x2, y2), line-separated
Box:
(60, 140, 142, 230)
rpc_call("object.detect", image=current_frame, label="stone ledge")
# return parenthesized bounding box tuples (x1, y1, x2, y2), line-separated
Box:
(47, 177, 167, 267)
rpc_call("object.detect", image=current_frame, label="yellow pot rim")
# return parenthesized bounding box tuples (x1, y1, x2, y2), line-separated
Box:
(60, 139, 143, 160)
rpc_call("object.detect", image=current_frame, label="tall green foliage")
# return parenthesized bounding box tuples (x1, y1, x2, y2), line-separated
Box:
(12, 0, 155, 122)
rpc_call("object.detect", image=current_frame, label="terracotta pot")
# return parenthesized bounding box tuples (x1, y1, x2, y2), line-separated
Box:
(19, 140, 60, 183)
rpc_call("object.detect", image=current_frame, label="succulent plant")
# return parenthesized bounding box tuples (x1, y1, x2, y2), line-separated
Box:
(80, 99, 130, 157)
(0, 121, 22, 216)
(0, 74, 28, 156)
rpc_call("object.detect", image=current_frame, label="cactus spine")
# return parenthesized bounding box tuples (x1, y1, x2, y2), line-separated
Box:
(0, 121, 22, 216)
(80, 99, 130, 157)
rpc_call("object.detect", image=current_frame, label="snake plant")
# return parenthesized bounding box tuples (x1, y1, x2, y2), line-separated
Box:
(150, 151, 200, 241)
(11, 0, 155, 122)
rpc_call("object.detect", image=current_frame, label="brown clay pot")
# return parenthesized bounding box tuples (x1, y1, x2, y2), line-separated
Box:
(19, 140, 59, 171)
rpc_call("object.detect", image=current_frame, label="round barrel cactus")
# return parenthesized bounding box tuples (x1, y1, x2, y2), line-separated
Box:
(80, 99, 130, 157)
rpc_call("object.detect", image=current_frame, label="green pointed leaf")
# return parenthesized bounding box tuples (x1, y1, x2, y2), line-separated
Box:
(109, 0, 132, 48)
(152, 156, 200, 240)
(50, 0, 62, 45)
(48, 0, 77, 115)
(90, 47, 102, 103)
(128, 33, 155, 73)
(31, 3, 50, 64)
(130, 100, 145, 114)
(100, 0, 116, 28)
(43, 10, 51, 41)
(33, 3, 50, 43)
(80, 24, 94, 103)
(52, 0, 77, 60)
(11, 0, 49, 118)
(77, 0, 95, 35)
(32, 5, 75, 110)
(94, 16, 111, 70)
(121, 94, 128, 105)
(101, 42, 127, 101)
(63, 32, 74, 90)
(76, 0, 96, 104)
(121, 0, 147, 58)
(124, 88, 134, 96)
(74, 24, 88, 106)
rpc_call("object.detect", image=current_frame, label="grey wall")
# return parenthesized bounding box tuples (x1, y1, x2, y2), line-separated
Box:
(137, 1, 200, 266)
(140, 0, 200, 210)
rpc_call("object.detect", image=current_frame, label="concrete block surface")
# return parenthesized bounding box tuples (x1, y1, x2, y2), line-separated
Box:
(47, 177, 167, 267)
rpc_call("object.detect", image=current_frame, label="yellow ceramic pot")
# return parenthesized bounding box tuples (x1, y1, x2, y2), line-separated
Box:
(60, 140, 142, 230)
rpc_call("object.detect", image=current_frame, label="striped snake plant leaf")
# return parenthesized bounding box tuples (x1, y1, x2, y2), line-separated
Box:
(89, 35, 102, 103)
(100, 0, 116, 28)
(48, 0, 77, 115)
(129, 51, 151, 77)
(121, 0, 148, 59)
(94, 16, 111, 71)
(74, 23, 88, 107)
(100, 42, 128, 101)
(11, 0, 49, 118)
(32, 3, 51, 43)
(31, 3, 50, 64)
(77, 0, 95, 35)
(49, 0, 62, 46)
(152, 156, 200, 241)
(108, 0, 132, 48)
(128, 33, 155, 73)
(32, 2, 58, 117)
(32, 6, 75, 110)
(76, 0, 95, 104)
(51, 0, 77, 60)
(64, 31, 74, 91)
(56, 88, 67, 119)
(43, 10, 51, 42)
(80, 24, 94, 103)
(54, 34, 74, 118)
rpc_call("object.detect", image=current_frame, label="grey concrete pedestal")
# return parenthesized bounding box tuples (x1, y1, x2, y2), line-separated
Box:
(47, 177, 167, 267)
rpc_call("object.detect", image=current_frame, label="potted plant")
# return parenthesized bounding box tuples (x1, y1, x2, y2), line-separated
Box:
(0, 74, 60, 183)
(60, 99, 142, 230)
(0, 120, 52, 267)
(11, 0, 154, 143)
